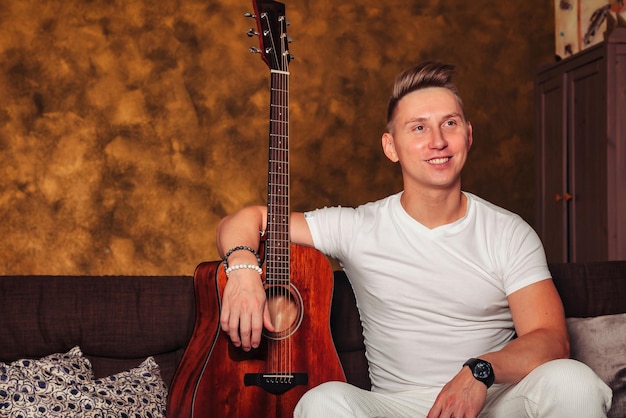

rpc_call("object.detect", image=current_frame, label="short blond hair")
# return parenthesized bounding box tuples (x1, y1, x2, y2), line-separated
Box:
(386, 61, 464, 132)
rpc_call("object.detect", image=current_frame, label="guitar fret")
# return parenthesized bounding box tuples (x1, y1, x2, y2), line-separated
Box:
(266, 260, 289, 266)
(265, 234, 289, 240)
(267, 206, 289, 211)
(266, 239, 288, 244)
(265, 226, 288, 233)
(266, 257, 289, 263)
(265, 227, 289, 231)
(265, 266, 290, 273)
(268, 176, 289, 182)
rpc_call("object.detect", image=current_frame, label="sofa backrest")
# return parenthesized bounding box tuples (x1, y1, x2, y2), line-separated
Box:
(0, 275, 195, 387)
(549, 261, 626, 317)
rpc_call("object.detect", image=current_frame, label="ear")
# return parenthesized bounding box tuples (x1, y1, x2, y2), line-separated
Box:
(382, 132, 399, 162)
(467, 121, 474, 150)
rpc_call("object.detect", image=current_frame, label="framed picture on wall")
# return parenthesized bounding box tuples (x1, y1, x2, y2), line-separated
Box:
(555, 0, 626, 59)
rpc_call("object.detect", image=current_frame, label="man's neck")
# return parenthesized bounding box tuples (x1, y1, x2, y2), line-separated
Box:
(399, 188, 467, 229)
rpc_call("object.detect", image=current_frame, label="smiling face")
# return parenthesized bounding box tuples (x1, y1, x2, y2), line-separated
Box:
(382, 87, 473, 193)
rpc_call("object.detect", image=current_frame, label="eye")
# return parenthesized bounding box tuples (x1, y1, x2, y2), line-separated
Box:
(411, 124, 428, 134)
(442, 119, 462, 131)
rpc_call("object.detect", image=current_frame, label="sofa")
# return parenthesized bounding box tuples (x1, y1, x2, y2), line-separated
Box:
(1, 260, 625, 417)
(0, 275, 196, 417)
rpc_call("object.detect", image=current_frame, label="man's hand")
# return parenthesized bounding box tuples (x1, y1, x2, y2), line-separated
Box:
(427, 366, 487, 418)
(220, 269, 274, 351)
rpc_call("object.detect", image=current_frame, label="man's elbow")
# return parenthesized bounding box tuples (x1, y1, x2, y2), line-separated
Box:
(559, 334, 571, 360)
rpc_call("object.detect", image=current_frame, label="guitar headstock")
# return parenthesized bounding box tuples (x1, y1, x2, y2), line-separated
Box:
(250, 0, 291, 71)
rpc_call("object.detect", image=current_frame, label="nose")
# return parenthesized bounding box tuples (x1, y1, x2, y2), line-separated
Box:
(429, 128, 448, 150)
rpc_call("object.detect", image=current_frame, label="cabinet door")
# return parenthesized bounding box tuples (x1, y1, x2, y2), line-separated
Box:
(536, 75, 568, 263)
(568, 60, 608, 262)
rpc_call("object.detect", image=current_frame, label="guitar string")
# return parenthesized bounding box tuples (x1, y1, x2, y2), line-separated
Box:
(278, 18, 288, 382)
(267, 11, 279, 381)
(267, 10, 291, 382)
(280, 14, 291, 384)
(283, 38, 291, 383)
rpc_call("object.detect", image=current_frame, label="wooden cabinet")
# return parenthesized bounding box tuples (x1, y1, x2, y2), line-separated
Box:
(535, 28, 626, 263)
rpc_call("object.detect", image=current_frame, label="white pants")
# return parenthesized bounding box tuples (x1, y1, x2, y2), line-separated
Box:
(294, 359, 613, 417)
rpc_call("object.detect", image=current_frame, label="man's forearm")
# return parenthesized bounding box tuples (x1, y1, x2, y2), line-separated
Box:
(480, 328, 570, 385)
(216, 206, 267, 259)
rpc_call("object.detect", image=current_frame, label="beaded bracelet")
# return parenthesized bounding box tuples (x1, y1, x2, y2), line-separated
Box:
(223, 245, 262, 269)
(224, 263, 263, 278)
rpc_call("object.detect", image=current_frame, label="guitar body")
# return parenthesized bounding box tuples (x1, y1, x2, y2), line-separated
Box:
(168, 244, 346, 418)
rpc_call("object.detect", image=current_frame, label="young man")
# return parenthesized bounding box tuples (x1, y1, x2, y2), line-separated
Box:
(216, 62, 612, 417)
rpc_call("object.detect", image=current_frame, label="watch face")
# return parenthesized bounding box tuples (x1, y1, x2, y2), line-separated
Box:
(474, 362, 492, 379)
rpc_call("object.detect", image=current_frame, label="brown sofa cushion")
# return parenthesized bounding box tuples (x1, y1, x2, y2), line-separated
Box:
(549, 261, 626, 317)
(0, 275, 195, 387)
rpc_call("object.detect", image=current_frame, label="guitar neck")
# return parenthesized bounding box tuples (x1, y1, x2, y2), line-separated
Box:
(266, 69, 290, 284)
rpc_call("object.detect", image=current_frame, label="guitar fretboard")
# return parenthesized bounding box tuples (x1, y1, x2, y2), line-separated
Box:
(266, 69, 290, 286)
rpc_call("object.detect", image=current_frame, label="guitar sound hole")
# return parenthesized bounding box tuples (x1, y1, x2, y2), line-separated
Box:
(263, 284, 304, 340)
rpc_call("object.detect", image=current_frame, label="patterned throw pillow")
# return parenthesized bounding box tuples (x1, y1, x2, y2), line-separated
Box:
(89, 356, 167, 417)
(0, 346, 167, 418)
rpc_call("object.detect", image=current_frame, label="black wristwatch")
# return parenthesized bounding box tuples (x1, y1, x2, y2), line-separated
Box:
(463, 358, 495, 388)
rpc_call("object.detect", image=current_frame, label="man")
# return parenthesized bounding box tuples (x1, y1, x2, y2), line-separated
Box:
(216, 62, 612, 417)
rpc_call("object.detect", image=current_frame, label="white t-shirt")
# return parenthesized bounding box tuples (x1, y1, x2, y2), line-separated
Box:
(304, 191, 550, 393)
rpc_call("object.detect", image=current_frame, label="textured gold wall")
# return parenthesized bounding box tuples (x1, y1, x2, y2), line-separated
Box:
(0, 0, 554, 275)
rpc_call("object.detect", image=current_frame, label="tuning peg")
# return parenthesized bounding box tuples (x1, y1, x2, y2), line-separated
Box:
(244, 12, 255, 18)
(249, 47, 261, 54)
(286, 36, 293, 43)
(247, 28, 258, 37)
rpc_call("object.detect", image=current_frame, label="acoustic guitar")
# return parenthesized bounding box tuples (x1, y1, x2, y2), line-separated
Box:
(167, 1, 346, 416)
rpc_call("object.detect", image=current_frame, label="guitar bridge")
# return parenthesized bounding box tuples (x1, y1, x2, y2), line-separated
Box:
(243, 372, 308, 395)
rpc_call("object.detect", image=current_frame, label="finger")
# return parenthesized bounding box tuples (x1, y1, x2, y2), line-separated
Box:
(227, 316, 242, 348)
(249, 308, 265, 349)
(220, 300, 243, 347)
(237, 312, 253, 351)
(222, 303, 243, 348)
(263, 304, 275, 332)
(427, 404, 442, 418)
(219, 300, 231, 333)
